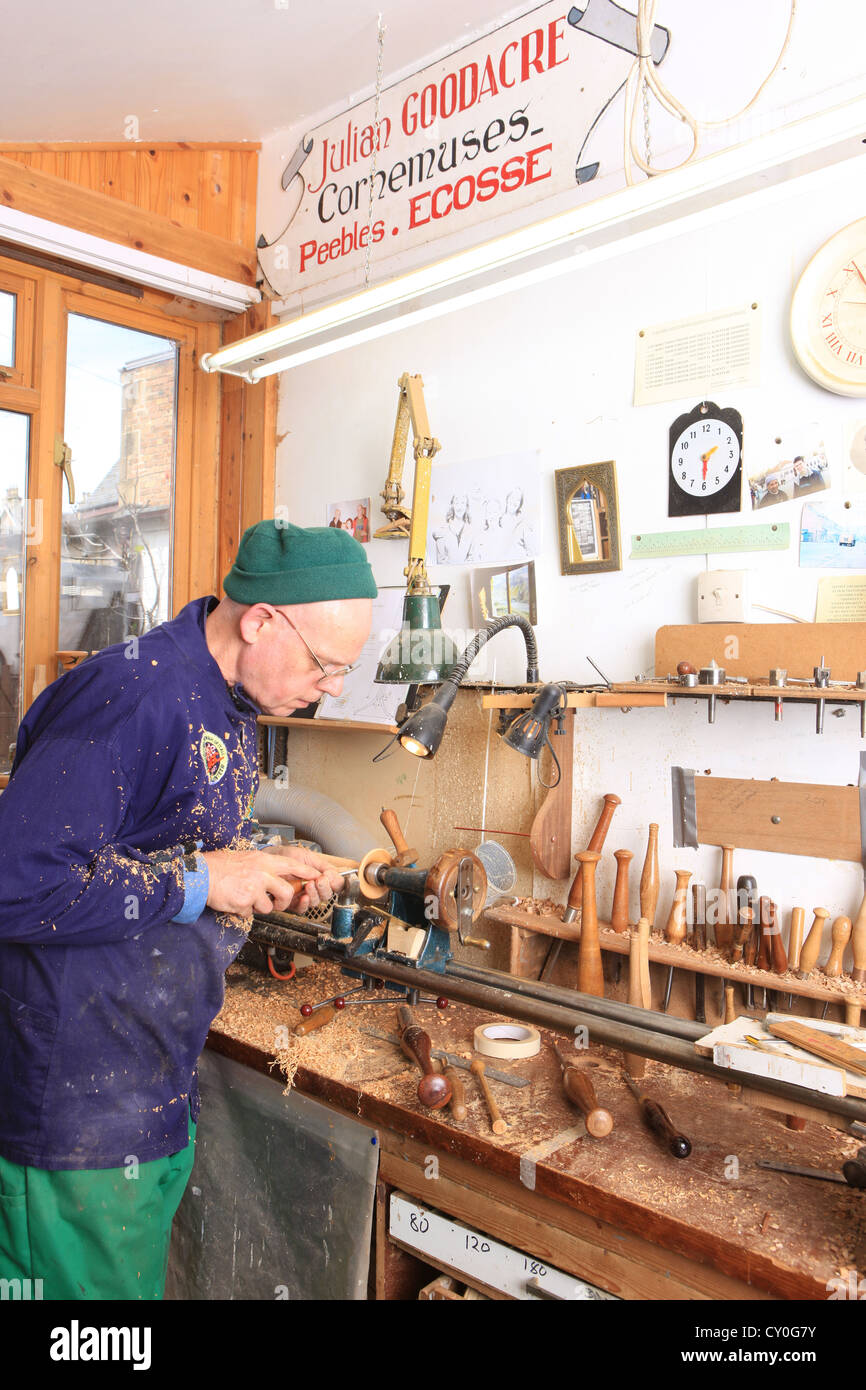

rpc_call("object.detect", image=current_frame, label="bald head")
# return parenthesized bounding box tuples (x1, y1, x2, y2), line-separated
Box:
(207, 595, 373, 716)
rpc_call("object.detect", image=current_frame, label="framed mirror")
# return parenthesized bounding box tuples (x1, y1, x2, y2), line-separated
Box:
(555, 460, 621, 576)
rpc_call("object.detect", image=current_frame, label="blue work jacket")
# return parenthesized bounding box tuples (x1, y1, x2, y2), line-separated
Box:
(0, 597, 259, 1169)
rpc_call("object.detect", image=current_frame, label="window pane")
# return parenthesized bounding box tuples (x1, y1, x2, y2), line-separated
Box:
(0, 410, 29, 772)
(0, 291, 15, 369)
(61, 314, 178, 653)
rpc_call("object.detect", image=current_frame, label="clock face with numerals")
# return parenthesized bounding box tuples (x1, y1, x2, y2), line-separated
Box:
(668, 401, 743, 517)
(791, 218, 866, 396)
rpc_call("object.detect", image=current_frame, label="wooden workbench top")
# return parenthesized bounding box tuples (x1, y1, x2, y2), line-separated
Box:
(208, 959, 866, 1301)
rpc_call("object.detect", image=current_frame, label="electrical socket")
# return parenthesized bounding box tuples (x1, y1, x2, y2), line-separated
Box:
(697, 570, 749, 623)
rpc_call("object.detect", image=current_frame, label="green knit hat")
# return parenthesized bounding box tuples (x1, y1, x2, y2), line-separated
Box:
(223, 519, 377, 605)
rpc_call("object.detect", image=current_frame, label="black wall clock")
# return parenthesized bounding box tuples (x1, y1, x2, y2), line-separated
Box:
(668, 400, 743, 517)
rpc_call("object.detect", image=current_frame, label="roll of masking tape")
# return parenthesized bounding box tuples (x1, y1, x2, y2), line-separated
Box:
(473, 1022, 541, 1060)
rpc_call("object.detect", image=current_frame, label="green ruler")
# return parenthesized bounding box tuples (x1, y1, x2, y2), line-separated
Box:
(630, 522, 790, 559)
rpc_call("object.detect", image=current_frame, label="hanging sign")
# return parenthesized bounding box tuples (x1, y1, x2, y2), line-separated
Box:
(258, 0, 670, 299)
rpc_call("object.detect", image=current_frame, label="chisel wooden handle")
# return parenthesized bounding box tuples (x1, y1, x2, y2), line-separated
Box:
(664, 869, 692, 945)
(765, 899, 787, 975)
(823, 916, 852, 978)
(852, 892, 866, 985)
(294, 1004, 336, 1036)
(576, 850, 604, 997)
(397, 1005, 451, 1109)
(757, 897, 773, 971)
(788, 907, 806, 974)
(625, 917, 651, 1079)
(560, 1067, 614, 1138)
(610, 849, 633, 933)
(640, 823, 660, 930)
(799, 908, 830, 978)
(444, 1067, 466, 1122)
(380, 807, 417, 865)
(470, 1059, 507, 1134)
(715, 845, 735, 951)
(566, 793, 621, 916)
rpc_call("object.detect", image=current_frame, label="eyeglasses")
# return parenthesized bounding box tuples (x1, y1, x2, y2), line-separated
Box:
(270, 608, 359, 684)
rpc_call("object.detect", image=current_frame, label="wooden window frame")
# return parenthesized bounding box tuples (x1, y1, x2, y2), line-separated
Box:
(0, 250, 223, 715)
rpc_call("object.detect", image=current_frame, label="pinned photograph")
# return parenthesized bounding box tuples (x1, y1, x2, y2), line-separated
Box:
(427, 453, 540, 567)
(800, 500, 866, 569)
(749, 434, 830, 509)
(471, 560, 537, 627)
(326, 498, 371, 543)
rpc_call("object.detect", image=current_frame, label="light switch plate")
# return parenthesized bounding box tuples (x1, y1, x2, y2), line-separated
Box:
(697, 570, 749, 623)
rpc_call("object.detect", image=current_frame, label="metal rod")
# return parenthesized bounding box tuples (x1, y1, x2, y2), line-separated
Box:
(249, 916, 866, 1123)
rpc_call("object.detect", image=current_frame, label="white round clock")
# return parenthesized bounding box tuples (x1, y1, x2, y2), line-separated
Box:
(791, 217, 866, 397)
(668, 400, 743, 516)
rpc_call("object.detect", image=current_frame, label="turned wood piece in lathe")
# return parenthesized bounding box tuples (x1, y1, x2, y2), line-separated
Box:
(610, 849, 634, 933)
(639, 823, 660, 931)
(563, 793, 621, 924)
(823, 916, 852, 979)
(798, 907, 830, 978)
(576, 850, 604, 997)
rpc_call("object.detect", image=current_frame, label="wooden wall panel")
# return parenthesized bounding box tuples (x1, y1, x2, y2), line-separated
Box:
(694, 775, 862, 862)
(0, 143, 259, 252)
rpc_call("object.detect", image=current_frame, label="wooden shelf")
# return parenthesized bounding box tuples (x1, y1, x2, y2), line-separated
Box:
(480, 683, 866, 712)
(484, 905, 866, 1010)
(257, 715, 398, 734)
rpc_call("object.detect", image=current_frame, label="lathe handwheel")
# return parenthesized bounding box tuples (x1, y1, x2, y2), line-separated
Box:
(425, 850, 487, 932)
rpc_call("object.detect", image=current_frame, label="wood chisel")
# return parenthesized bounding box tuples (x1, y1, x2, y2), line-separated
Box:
(552, 1044, 614, 1137)
(757, 1147, 866, 1189)
(360, 1028, 530, 1087)
(622, 1072, 692, 1158)
(397, 1005, 452, 1109)
(662, 868, 691, 1012)
(541, 792, 621, 980)
(691, 883, 707, 1024)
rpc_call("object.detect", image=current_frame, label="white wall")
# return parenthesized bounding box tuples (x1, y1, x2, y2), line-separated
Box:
(273, 152, 866, 948)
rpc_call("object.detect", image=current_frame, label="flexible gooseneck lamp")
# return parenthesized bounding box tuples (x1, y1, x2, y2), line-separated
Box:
(378, 614, 567, 785)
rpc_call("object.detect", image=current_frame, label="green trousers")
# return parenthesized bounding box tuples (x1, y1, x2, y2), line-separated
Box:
(0, 1115, 195, 1301)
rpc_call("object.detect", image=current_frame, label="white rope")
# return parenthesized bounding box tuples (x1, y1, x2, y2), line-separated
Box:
(624, 0, 797, 185)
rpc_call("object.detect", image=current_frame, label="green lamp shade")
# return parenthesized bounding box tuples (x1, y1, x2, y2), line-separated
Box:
(375, 593, 460, 683)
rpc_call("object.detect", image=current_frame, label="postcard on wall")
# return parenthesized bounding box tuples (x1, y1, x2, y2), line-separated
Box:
(634, 305, 760, 408)
(800, 501, 866, 569)
(749, 427, 830, 511)
(326, 497, 371, 542)
(427, 452, 540, 567)
(470, 560, 538, 628)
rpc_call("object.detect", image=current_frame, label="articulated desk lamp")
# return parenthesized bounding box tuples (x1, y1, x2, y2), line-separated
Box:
(371, 378, 566, 782)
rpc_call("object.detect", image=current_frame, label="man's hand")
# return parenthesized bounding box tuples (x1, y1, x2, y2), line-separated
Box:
(199, 845, 344, 917)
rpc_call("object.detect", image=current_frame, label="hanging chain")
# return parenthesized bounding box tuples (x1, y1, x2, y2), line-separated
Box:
(364, 14, 386, 289)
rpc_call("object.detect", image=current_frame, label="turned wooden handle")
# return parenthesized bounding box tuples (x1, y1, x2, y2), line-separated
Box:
(788, 907, 806, 973)
(765, 900, 787, 975)
(576, 850, 604, 998)
(444, 1067, 467, 1122)
(664, 869, 692, 946)
(716, 845, 735, 951)
(799, 908, 830, 977)
(471, 1059, 507, 1134)
(398, 1005, 451, 1109)
(852, 892, 866, 985)
(639, 823, 660, 930)
(824, 915, 852, 979)
(294, 1005, 336, 1036)
(561, 1067, 614, 1138)
(567, 793, 621, 913)
(610, 849, 633, 933)
(380, 807, 410, 855)
(625, 917, 651, 1080)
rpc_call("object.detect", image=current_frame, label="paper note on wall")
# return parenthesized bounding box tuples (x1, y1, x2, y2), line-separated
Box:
(634, 305, 761, 407)
(816, 575, 866, 622)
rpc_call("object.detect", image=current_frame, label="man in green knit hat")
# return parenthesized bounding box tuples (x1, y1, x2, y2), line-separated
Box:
(0, 519, 376, 1300)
